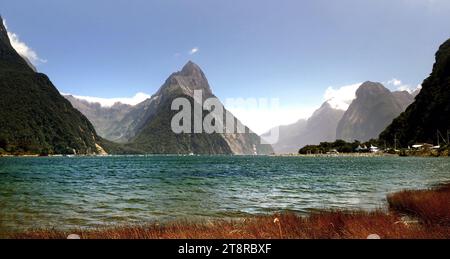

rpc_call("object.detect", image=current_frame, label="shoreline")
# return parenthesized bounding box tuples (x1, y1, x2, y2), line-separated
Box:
(7, 183, 450, 239)
(1, 152, 448, 158)
(274, 153, 394, 157)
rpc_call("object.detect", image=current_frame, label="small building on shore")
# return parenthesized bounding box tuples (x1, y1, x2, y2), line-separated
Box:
(412, 143, 434, 150)
(369, 145, 380, 153)
(355, 145, 368, 152)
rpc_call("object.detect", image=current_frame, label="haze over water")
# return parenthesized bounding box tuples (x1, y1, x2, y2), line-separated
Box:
(0, 156, 449, 233)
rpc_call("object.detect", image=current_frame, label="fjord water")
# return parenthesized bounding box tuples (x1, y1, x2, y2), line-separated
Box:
(0, 156, 449, 233)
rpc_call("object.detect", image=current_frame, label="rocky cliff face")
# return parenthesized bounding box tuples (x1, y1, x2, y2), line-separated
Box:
(392, 90, 415, 111)
(125, 61, 273, 154)
(336, 81, 410, 142)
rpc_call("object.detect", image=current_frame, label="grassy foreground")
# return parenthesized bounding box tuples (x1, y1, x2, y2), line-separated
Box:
(10, 183, 450, 239)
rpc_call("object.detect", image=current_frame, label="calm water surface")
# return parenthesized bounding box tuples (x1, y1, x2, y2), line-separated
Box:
(0, 155, 449, 232)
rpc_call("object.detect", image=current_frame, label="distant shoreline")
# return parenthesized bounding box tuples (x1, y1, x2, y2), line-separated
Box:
(273, 153, 393, 157)
(0, 152, 448, 158)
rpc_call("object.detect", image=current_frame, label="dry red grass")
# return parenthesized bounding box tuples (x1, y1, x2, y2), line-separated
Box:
(387, 183, 450, 226)
(10, 210, 450, 239)
(8, 183, 450, 239)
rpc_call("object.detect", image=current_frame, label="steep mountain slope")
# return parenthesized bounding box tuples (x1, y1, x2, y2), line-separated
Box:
(0, 18, 32, 72)
(336, 82, 408, 142)
(0, 17, 107, 155)
(380, 38, 450, 146)
(126, 61, 273, 155)
(126, 93, 234, 154)
(264, 101, 344, 154)
(303, 102, 346, 144)
(392, 90, 415, 111)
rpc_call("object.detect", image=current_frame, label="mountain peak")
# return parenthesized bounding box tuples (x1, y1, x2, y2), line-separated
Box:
(312, 100, 341, 117)
(337, 81, 405, 142)
(321, 101, 332, 109)
(356, 81, 389, 98)
(0, 16, 34, 72)
(326, 97, 351, 110)
(180, 60, 203, 76)
(360, 81, 384, 88)
(158, 61, 213, 98)
(183, 60, 197, 67)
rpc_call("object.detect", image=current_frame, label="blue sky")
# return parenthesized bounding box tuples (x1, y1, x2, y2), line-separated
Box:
(2, 0, 450, 133)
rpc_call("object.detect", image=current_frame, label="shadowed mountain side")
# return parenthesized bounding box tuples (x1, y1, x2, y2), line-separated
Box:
(125, 93, 233, 154)
(392, 90, 415, 111)
(117, 61, 273, 155)
(0, 16, 110, 155)
(380, 38, 450, 146)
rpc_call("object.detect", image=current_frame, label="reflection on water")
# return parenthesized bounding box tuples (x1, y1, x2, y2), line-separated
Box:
(0, 155, 449, 232)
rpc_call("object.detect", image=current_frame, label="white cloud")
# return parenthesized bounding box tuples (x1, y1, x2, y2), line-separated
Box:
(386, 78, 421, 94)
(401, 84, 422, 94)
(323, 79, 422, 112)
(64, 92, 151, 107)
(227, 82, 364, 134)
(396, 85, 412, 92)
(388, 78, 402, 86)
(323, 82, 362, 110)
(189, 47, 199, 55)
(3, 19, 46, 65)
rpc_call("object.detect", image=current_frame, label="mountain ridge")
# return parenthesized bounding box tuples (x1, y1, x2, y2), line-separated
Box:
(265, 82, 416, 153)
(65, 61, 273, 155)
(0, 16, 109, 155)
(336, 81, 414, 142)
(264, 100, 345, 154)
(125, 61, 273, 155)
(380, 38, 450, 146)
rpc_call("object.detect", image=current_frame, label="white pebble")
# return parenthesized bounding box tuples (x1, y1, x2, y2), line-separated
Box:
(367, 234, 381, 239)
(67, 234, 81, 239)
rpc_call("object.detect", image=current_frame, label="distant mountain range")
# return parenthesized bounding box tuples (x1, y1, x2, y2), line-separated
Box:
(263, 102, 345, 154)
(66, 61, 273, 155)
(2, 15, 447, 155)
(380, 38, 450, 146)
(267, 82, 417, 154)
(64, 96, 134, 142)
(0, 16, 108, 155)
